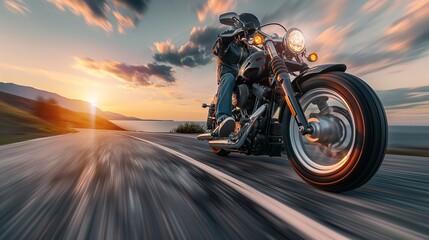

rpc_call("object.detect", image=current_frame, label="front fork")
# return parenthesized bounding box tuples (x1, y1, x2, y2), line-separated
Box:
(265, 41, 313, 135)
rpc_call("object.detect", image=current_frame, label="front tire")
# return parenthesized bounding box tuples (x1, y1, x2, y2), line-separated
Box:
(283, 72, 387, 192)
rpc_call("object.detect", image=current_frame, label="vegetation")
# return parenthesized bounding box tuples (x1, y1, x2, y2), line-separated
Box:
(33, 97, 61, 123)
(0, 101, 76, 145)
(171, 122, 205, 134)
(0, 92, 124, 145)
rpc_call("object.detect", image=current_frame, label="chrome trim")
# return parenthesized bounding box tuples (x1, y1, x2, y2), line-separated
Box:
(208, 104, 268, 149)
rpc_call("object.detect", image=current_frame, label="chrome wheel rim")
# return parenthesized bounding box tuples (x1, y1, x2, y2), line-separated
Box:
(289, 88, 356, 174)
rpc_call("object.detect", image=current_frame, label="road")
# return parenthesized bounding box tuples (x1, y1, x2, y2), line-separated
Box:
(0, 130, 428, 239)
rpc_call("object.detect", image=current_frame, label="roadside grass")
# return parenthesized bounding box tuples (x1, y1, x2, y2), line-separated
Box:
(171, 122, 205, 134)
(387, 148, 429, 158)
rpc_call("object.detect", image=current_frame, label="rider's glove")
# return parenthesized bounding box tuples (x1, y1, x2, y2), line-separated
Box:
(219, 30, 235, 45)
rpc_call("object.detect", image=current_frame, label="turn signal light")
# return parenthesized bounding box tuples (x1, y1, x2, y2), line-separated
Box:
(253, 33, 264, 45)
(308, 52, 318, 62)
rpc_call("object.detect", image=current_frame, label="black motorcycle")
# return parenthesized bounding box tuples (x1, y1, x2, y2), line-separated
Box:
(197, 12, 387, 192)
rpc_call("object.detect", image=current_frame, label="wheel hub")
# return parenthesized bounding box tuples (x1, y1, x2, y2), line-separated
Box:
(306, 116, 343, 144)
(289, 88, 356, 174)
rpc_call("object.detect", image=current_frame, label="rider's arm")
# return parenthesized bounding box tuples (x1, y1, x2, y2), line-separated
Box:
(212, 30, 235, 58)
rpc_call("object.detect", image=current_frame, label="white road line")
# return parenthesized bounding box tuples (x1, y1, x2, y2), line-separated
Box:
(128, 135, 347, 239)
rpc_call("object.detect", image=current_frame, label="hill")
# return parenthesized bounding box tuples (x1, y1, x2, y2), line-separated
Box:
(0, 92, 124, 144)
(0, 82, 141, 120)
(0, 101, 74, 144)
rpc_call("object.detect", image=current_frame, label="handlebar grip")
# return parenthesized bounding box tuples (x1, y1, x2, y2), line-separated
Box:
(219, 28, 244, 38)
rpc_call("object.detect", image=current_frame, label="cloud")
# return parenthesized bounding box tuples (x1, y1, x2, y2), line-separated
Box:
(113, 11, 136, 33)
(197, 0, 235, 22)
(47, 0, 149, 33)
(153, 26, 223, 67)
(335, 1, 429, 75)
(377, 86, 429, 111)
(312, 24, 355, 61)
(75, 57, 176, 87)
(258, 0, 429, 75)
(261, 0, 324, 25)
(359, 0, 389, 14)
(4, 0, 30, 15)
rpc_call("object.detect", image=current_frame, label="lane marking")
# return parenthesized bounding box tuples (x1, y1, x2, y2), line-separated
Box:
(128, 135, 347, 239)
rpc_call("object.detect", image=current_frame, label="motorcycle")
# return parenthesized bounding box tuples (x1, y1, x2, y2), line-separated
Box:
(197, 12, 388, 192)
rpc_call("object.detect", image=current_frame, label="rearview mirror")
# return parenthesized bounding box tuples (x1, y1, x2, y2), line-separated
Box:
(219, 12, 239, 26)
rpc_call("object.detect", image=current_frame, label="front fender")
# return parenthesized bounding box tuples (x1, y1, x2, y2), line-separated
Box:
(292, 64, 347, 91)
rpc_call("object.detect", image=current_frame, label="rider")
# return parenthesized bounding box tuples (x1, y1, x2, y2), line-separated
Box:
(212, 13, 260, 137)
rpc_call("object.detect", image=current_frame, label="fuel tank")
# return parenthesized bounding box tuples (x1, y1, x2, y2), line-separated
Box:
(237, 51, 269, 85)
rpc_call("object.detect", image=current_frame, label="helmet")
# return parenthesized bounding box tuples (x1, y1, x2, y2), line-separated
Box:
(239, 13, 260, 28)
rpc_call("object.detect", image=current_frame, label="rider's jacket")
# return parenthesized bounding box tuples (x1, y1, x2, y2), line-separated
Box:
(212, 30, 254, 83)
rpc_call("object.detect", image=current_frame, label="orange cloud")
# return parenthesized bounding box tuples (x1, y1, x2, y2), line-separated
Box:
(154, 39, 177, 54)
(113, 11, 137, 34)
(47, 0, 148, 33)
(360, 0, 389, 13)
(312, 24, 354, 61)
(48, 0, 113, 32)
(4, 0, 30, 15)
(74, 57, 176, 87)
(197, 0, 236, 22)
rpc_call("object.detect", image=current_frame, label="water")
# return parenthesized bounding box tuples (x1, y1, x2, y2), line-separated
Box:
(388, 125, 429, 150)
(112, 121, 429, 150)
(111, 120, 205, 133)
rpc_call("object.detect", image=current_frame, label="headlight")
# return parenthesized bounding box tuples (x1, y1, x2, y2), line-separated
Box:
(284, 28, 306, 54)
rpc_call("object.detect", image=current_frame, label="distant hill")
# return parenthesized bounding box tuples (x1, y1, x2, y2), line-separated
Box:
(0, 100, 73, 145)
(0, 91, 124, 131)
(100, 111, 143, 121)
(0, 82, 142, 120)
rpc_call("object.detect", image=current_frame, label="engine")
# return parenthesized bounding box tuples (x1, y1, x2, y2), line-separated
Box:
(232, 83, 271, 109)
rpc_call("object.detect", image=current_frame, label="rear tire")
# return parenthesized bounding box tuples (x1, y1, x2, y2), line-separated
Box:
(211, 147, 231, 156)
(282, 72, 387, 192)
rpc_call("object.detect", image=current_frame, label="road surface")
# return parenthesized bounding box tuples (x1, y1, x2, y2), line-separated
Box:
(0, 130, 428, 239)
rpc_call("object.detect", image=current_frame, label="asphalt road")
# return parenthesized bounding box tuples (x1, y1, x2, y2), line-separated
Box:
(1, 130, 428, 239)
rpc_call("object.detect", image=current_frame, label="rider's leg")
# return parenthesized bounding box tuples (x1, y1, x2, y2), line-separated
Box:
(215, 73, 235, 137)
(216, 73, 235, 121)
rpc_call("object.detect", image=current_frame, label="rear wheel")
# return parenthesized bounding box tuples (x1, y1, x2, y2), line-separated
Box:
(282, 72, 387, 192)
(211, 147, 231, 156)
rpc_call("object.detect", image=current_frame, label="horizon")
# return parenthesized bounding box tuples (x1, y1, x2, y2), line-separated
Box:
(3, 80, 429, 125)
(1, 1, 429, 123)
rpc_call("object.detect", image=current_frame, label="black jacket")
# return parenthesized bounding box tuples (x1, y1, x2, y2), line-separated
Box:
(212, 30, 254, 83)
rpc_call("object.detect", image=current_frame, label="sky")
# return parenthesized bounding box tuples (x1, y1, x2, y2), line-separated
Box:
(0, 0, 428, 124)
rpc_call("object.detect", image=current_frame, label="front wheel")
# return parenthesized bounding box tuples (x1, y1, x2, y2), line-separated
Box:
(282, 72, 387, 192)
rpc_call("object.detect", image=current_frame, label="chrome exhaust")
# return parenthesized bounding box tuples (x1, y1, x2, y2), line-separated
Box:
(196, 133, 212, 140)
(208, 104, 267, 149)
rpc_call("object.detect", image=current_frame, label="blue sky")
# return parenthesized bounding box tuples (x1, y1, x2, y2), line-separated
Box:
(0, 0, 428, 124)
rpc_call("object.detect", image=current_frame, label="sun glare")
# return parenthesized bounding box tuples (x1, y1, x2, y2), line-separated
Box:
(89, 96, 98, 107)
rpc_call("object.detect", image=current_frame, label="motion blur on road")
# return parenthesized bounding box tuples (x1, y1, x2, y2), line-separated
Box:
(1, 130, 428, 239)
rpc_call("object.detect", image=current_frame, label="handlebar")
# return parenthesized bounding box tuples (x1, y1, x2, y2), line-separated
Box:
(218, 26, 282, 49)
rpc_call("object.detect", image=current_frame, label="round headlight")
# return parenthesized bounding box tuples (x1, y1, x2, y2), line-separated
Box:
(284, 28, 306, 54)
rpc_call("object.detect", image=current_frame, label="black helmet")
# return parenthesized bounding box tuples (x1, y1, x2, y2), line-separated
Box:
(239, 13, 260, 28)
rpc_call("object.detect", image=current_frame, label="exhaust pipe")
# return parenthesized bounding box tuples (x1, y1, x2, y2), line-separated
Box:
(197, 133, 212, 140)
(208, 104, 268, 149)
